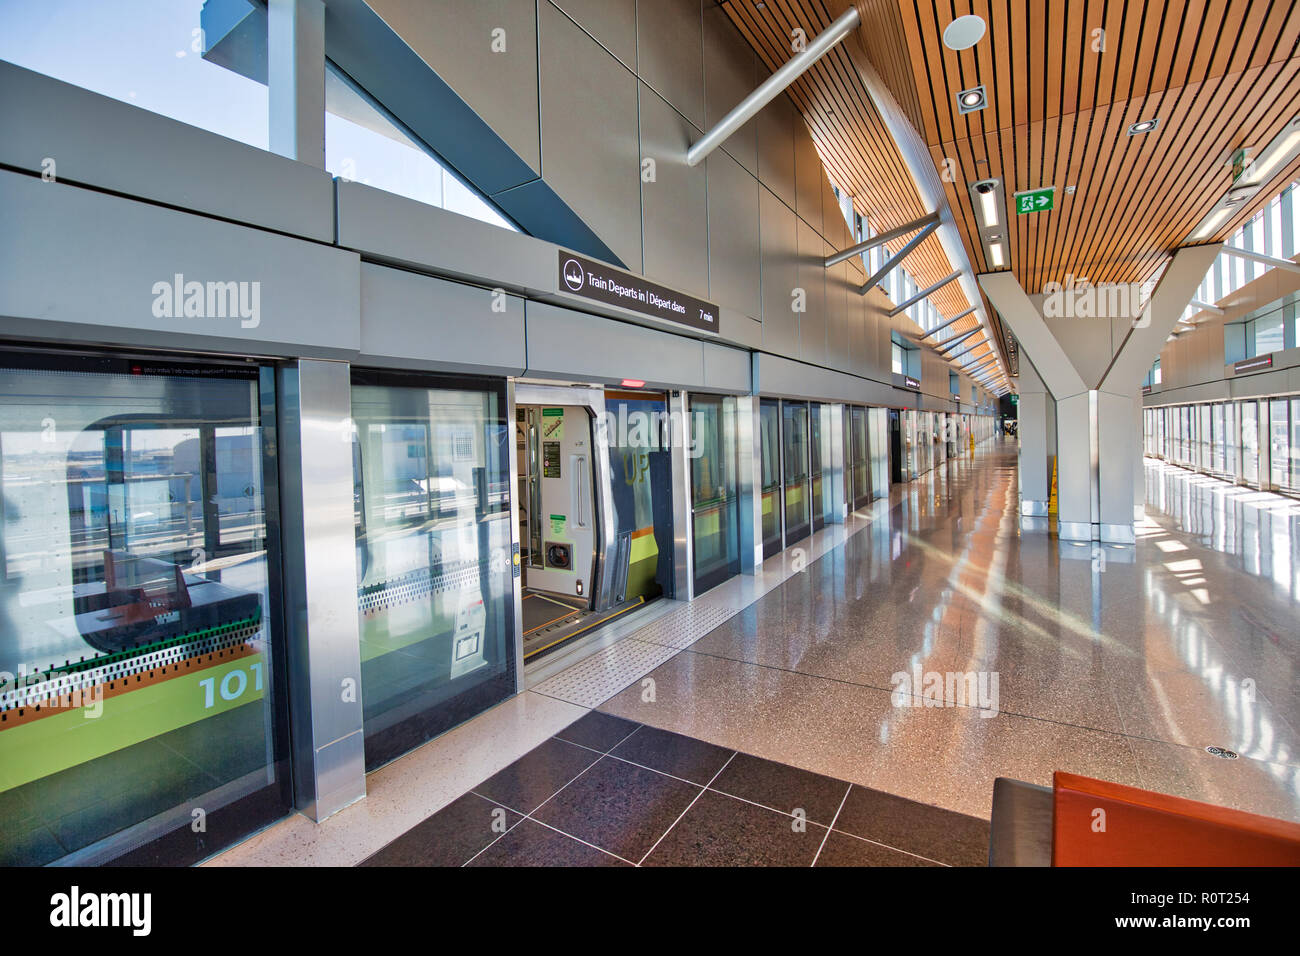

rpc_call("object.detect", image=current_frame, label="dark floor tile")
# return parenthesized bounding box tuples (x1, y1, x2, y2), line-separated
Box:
(643, 790, 826, 866)
(466, 819, 628, 867)
(814, 830, 939, 867)
(710, 751, 850, 825)
(610, 725, 734, 784)
(532, 755, 700, 862)
(472, 737, 599, 814)
(834, 785, 990, 866)
(360, 793, 521, 867)
(555, 711, 640, 752)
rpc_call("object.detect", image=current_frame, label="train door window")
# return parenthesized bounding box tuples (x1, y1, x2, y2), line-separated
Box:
(689, 394, 741, 594)
(759, 400, 783, 558)
(605, 391, 673, 604)
(350, 371, 514, 770)
(782, 402, 811, 546)
(0, 351, 291, 865)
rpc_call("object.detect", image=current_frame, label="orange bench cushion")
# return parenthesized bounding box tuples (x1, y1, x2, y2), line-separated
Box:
(1052, 771, 1300, 866)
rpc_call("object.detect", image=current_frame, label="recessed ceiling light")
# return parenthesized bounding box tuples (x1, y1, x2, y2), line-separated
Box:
(1128, 119, 1160, 135)
(956, 86, 987, 114)
(943, 14, 987, 51)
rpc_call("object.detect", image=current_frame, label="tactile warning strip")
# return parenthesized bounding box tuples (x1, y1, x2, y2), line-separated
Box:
(530, 602, 739, 708)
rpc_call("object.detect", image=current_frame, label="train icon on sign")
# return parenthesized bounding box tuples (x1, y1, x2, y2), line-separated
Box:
(562, 258, 585, 291)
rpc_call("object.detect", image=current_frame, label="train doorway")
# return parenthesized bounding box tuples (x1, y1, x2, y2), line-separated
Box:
(513, 385, 674, 662)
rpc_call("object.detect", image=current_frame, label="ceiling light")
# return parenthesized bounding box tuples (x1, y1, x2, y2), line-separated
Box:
(1191, 207, 1233, 241)
(973, 179, 1000, 228)
(943, 15, 987, 50)
(1242, 116, 1300, 185)
(1128, 119, 1160, 135)
(956, 86, 987, 114)
(989, 242, 1005, 268)
(621, 379, 645, 388)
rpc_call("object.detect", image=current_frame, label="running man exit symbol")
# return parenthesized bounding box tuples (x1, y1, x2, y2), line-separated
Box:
(1014, 187, 1055, 214)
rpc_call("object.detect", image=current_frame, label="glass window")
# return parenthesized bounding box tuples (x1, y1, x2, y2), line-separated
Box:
(891, 342, 904, 376)
(0, 352, 290, 865)
(350, 372, 514, 770)
(782, 402, 810, 545)
(325, 64, 518, 231)
(1270, 399, 1290, 490)
(759, 401, 782, 557)
(1242, 401, 1260, 484)
(689, 395, 740, 594)
(605, 393, 671, 603)
(0, 0, 269, 151)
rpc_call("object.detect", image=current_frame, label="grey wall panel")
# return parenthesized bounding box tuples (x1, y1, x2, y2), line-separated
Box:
(359, 263, 526, 375)
(795, 221, 828, 368)
(635, 0, 705, 129)
(756, 353, 896, 405)
(706, 148, 762, 319)
(551, 0, 637, 69)
(793, 122, 824, 235)
(0, 170, 360, 357)
(756, 89, 797, 211)
(847, 288, 868, 376)
(720, 307, 764, 350)
(702, 342, 754, 394)
(702, 3, 759, 175)
(362, 0, 541, 175)
(760, 185, 800, 357)
(826, 260, 851, 373)
(525, 300, 704, 387)
(0, 61, 335, 243)
(336, 180, 557, 295)
(538, 2, 643, 268)
(639, 84, 710, 298)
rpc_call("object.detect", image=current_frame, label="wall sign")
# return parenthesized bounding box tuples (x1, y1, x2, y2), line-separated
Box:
(903, 375, 921, 391)
(1234, 354, 1274, 375)
(558, 251, 718, 334)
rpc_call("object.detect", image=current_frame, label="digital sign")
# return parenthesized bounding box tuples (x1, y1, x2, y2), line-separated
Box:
(558, 251, 718, 334)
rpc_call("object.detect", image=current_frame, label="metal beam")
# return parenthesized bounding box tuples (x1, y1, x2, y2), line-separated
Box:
(948, 340, 991, 364)
(888, 271, 962, 317)
(1189, 299, 1224, 315)
(825, 212, 941, 268)
(919, 306, 977, 339)
(687, 7, 860, 167)
(858, 218, 941, 296)
(934, 328, 981, 355)
(967, 358, 999, 378)
(1218, 245, 1300, 274)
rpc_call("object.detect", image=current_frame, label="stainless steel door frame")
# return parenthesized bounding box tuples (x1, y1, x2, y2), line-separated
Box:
(277, 359, 366, 822)
(506, 380, 526, 696)
(669, 390, 694, 602)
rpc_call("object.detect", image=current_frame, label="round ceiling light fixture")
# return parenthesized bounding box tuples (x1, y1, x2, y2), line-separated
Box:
(943, 14, 987, 51)
(1127, 118, 1160, 135)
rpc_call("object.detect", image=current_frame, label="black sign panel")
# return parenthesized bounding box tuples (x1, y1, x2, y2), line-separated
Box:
(903, 375, 921, 391)
(1234, 354, 1274, 375)
(558, 251, 718, 334)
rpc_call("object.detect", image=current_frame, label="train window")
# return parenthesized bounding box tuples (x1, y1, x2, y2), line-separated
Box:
(349, 371, 516, 770)
(0, 352, 291, 865)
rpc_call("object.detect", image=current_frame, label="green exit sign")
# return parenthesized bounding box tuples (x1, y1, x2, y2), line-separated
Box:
(1015, 187, 1055, 215)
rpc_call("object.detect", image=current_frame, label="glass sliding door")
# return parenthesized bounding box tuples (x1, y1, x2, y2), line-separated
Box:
(759, 400, 783, 558)
(782, 401, 811, 546)
(350, 371, 515, 770)
(851, 406, 870, 509)
(870, 407, 888, 499)
(0, 351, 292, 865)
(809, 403, 825, 532)
(1270, 399, 1290, 491)
(689, 395, 740, 594)
(1242, 401, 1260, 485)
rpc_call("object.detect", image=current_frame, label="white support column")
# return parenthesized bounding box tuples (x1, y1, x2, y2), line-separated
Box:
(268, 0, 326, 168)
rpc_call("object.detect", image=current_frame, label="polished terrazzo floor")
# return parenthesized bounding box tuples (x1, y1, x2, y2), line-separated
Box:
(598, 442, 1300, 824)
(360, 710, 989, 866)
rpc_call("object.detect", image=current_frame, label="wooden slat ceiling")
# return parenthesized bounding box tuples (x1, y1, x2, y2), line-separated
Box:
(720, 0, 982, 342)
(865, 0, 1300, 289)
(722, 0, 1300, 390)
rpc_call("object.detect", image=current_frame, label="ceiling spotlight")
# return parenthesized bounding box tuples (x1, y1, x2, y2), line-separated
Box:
(957, 86, 987, 114)
(973, 179, 1000, 228)
(989, 241, 1005, 268)
(943, 14, 987, 50)
(1128, 118, 1160, 135)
